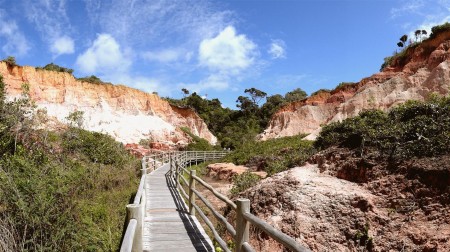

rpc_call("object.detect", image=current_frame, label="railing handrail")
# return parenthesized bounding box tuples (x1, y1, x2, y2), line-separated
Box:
(167, 151, 310, 252)
(120, 150, 310, 252)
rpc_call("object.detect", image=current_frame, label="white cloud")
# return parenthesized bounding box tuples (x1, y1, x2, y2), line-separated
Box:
(23, 0, 72, 53)
(269, 39, 286, 59)
(178, 74, 230, 94)
(75, 33, 165, 96)
(199, 26, 256, 74)
(414, 16, 450, 35)
(390, 0, 425, 18)
(142, 48, 190, 63)
(50, 36, 74, 56)
(111, 73, 168, 95)
(84, 0, 234, 48)
(0, 15, 30, 56)
(76, 34, 131, 74)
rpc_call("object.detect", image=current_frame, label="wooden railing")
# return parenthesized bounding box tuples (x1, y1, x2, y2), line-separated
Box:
(170, 151, 311, 252)
(120, 152, 171, 252)
(120, 151, 310, 252)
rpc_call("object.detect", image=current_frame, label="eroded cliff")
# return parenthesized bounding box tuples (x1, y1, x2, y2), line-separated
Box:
(259, 31, 450, 141)
(0, 62, 217, 145)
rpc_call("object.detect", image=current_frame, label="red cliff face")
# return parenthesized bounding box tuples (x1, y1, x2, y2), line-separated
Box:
(259, 31, 450, 141)
(0, 63, 217, 146)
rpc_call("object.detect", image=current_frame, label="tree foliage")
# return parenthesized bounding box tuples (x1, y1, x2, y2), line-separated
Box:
(315, 95, 450, 160)
(77, 75, 106, 84)
(2, 56, 17, 67)
(37, 63, 74, 74)
(165, 87, 309, 149)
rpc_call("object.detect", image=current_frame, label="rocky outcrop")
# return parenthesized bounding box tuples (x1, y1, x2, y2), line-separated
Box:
(0, 62, 217, 145)
(238, 156, 450, 251)
(259, 31, 450, 141)
(206, 163, 267, 181)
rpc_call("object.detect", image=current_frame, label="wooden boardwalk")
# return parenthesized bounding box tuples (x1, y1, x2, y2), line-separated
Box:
(143, 164, 214, 252)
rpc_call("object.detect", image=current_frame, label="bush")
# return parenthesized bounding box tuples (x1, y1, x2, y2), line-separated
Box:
(223, 135, 315, 176)
(380, 56, 394, 71)
(1, 56, 17, 67)
(0, 74, 140, 251)
(230, 171, 261, 196)
(315, 96, 450, 159)
(36, 63, 74, 74)
(310, 89, 331, 97)
(180, 127, 219, 151)
(334, 82, 356, 91)
(429, 22, 450, 39)
(77, 75, 106, 84)
(62, 127, 129, 165)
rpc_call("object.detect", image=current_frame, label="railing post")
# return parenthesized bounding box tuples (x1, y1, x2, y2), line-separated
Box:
(126, 204, 142, 252)
(175, 161, 180, 189)
(189, 170, 196, 215)
(235, 198, 250, 252)
(141, 158, 147, 175)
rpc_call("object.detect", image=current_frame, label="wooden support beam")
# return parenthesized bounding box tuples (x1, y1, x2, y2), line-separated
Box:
(189, 170, 196, 215)
(235, 198, 250, 252)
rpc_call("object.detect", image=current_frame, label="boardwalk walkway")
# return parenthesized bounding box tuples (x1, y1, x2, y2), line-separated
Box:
(143, 163, 214, 252)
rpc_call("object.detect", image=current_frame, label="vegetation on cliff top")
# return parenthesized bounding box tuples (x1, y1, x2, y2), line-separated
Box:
(381, 22, 450, 71)
(223, 135, 315, 176)
(167, 87, 307, 149)
(0, 75, 140, 251)
(315, 94, 450, 160)
(36, 63, 74, 74)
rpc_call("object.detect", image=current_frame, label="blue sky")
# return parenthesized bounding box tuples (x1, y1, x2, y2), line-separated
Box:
(0, 0, 449, 108)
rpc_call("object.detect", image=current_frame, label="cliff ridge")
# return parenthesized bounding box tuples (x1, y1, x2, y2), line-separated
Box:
(0, 62, 217, 146)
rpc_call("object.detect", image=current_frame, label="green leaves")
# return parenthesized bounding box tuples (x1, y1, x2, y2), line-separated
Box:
(223, 135, 315, 175)
(230, 171, 261, 196)
(316, 96, 450, 159)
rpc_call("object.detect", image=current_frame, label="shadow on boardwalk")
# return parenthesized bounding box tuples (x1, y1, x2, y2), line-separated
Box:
(143, 163, 214, 252)
(165, 171, 214, 251)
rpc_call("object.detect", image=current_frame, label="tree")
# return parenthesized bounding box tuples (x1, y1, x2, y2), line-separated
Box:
(414, 30, 421, 42)
(2, 56, 17, 66)
(244, 88, 267, 105)
(181, 88, 189, 98)
(236, 95, 257, 114)
(260, 94, 286, 128)
(284, 88, 307, 102)
(397, 42, 404, 48)
(399, 34, 408, 44)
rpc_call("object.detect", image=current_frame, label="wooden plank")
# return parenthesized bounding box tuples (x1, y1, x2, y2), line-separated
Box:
(143, 163, 214, 252)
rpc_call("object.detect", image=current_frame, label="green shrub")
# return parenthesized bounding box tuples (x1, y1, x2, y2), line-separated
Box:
(180, 127, 219, 151)
(0, 74, 140, 251)
(310, 89, 331, 97)
(223, 135, 315, 175)
(36, 63, 74, 74)
(315, 96, 450, 159)
(230, 171, 261, 196)
(429, 22, 450, 39)
(62, 128, 128, 165)
(334, 82, 356, 91)
(2, 56, 17, 67)
(380, 56, 394, 71)
(77, 75, 106, 84)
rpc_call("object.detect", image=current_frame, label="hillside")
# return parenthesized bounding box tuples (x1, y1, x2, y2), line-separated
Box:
(259, 27, 450, 141)
(233, 97, 450, 251)
(0, 62, 216, 146)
